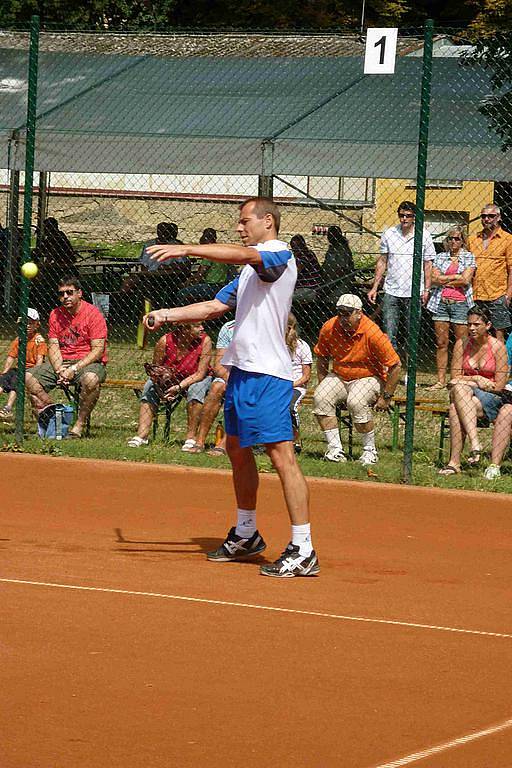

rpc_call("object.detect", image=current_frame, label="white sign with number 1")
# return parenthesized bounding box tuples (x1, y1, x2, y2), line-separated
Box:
(364, 28, 398, 74)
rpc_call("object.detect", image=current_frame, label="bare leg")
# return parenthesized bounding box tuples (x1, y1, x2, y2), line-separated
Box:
(490, 404, 512, 465)
(194, 381, 225, 448)
(226, 434, 259, 509)
(355, 419, 374, 435)
(265, 440, 309, 525)
(185, 400, 202, 442)
(6, 391, 16, 409)
(72, 372, 100, 436)
(25, 372, 53, 412)
(316, 414, 338, 431)
(445, 401, 466, 470)
(434, 321, 449, 385)
(136, 402, 156, 440)
(451, 384, 483, 453)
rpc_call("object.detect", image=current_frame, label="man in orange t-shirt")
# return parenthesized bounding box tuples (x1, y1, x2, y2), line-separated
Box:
(313, 294, 401, 465)
(468, 203, 512, 341)
(0, 308, 47, 420)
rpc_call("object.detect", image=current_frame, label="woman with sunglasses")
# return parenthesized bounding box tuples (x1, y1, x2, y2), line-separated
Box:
(427, 226, 476, 390)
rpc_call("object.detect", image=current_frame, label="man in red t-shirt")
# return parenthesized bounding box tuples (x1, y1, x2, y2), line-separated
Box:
(26, 275, 108, 438)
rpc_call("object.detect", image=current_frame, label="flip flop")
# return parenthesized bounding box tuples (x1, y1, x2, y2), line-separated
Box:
(467, 450, 482, 466)
(65, 431, 82, 440)
(206, 446, 227, 457)
(187, 444, 205, 454)
(438, 464, 460, 476)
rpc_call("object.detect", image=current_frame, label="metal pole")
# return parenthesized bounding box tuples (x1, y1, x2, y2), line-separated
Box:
(5, 154, 20, 313)
(402, 19, 434, 483)
(36, 171, 49, 247)
(15, 14, 40, 444)
(258, 140, 274, 199)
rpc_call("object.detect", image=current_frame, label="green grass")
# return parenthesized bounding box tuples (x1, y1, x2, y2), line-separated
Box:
(2, 373, 512, 495)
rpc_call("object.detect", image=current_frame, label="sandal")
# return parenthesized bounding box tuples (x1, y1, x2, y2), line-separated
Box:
(0, 407, 13, 420)
(127, 436, 149, 447)
(438, 464, 460, 476)
(186, 444, 205, 454)
(467, 449, 482, 466)
(427, 381, 445, 391)
(65, 431, 82, 440)
(181, 438, 197, 452)
(206, 446, 227, 457)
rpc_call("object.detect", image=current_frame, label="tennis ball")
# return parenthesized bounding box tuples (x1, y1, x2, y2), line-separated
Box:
(21, 261, 38, 279)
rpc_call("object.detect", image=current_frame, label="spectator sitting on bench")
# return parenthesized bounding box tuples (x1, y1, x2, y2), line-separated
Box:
(25, 275, 108, 439)
(286, 312, 312, 453)
(185, 318, 235, 455)
(313, 293, 401, 466)
(484, 331, 512, 480)
(0, 308, 47, 421)
(127, 321, 213, 449)
(439, 307, 509, 476)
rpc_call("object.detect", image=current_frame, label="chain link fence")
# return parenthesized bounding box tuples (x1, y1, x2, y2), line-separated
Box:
(1, 24, 511, 484)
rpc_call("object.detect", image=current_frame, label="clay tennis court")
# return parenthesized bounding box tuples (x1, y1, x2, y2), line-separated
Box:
(2, 453, 511, 768)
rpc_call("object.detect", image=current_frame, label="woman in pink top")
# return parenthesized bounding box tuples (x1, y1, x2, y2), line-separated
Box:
(128, 322, 212, 448)
(427, 227, 476, 389)
(439, 307, 508, 475)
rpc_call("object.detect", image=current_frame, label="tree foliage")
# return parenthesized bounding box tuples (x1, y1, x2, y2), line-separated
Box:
(2, 0, 511, 30)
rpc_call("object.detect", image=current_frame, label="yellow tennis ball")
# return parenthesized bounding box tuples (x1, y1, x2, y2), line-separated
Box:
(21, 262, 38, 279)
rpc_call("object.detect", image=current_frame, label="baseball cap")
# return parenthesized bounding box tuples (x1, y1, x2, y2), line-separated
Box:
(17, 307, 40, 322)
(336, 294, 362, 310)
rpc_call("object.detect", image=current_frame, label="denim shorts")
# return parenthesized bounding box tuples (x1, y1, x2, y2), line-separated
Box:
(432, 300, 469, 325)
(475, 297, 511, 330)
(141, 375, 212, 407)
(473, 387, 503, 424)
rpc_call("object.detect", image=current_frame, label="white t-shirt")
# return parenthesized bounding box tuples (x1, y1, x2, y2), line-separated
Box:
(215, 240, 296, 380)
(290, 339, 312, 393)
(380, 225, 435, 298)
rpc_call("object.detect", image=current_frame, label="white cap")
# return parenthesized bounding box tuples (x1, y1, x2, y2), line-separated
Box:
(17, 308, 40, 322)
(336, 294, 362, 310)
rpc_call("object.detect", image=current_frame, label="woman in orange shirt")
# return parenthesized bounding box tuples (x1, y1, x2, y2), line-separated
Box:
(0, 308, 47, 420)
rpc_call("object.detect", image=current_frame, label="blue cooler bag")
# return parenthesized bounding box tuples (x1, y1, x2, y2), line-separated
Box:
(37, 404, 75, 439)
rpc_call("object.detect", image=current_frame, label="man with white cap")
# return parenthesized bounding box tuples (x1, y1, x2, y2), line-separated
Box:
(313, 293, 401, 465)
(0, 308, 47, 420)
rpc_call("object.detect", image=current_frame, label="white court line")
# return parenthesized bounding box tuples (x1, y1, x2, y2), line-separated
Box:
(372, 716, 512, 767)
(1, 577, 512, 640)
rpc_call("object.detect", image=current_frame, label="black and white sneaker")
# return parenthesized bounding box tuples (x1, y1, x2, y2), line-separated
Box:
(260, 543, 320, 578)
(207, 527, 267, 562)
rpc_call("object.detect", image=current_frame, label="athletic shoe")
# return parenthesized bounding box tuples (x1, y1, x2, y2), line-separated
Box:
(484, 464, 501, 480)
(358, 448, 378, 466)
(207, 527, 266, 562)
(260, 543, 320, 578)
(324, 447, 347, 463)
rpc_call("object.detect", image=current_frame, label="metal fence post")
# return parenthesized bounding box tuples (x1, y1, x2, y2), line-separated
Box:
(15, 14, 40, 445)
(402, 19, 434, 483)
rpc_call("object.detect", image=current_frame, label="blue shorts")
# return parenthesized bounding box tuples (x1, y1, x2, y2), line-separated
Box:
(473, 387, 503, 424)
(224, 367, 293, 447)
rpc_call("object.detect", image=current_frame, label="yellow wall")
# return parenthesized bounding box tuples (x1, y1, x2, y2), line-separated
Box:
(374, 179, 494, 235)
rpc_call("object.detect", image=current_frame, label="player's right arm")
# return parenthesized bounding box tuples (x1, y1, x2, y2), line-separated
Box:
(147, 243, 262, 267)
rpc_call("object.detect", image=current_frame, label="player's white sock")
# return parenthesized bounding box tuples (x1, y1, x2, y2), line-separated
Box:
(361, 430, 376, 451)
(235, 508, 256, 539)
(324, 428, 343, 451)
(291, 523, 313, 557)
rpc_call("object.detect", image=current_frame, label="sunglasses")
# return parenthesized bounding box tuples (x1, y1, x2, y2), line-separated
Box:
(399, 213, 414, 219)
(447, 236, 462, 241)
(58, 289, 76, 297)
(481, 213, 498, 219)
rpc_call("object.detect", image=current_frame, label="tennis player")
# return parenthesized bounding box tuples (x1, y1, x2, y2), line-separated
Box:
(144, 197, 319, 578)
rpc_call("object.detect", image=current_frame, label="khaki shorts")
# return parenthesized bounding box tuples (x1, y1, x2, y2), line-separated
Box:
(29, 360, 107, 391)
(313, 373, 381, 424)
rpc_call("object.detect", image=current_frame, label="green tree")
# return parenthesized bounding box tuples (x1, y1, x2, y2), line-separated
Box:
(466, 30, 512, 152)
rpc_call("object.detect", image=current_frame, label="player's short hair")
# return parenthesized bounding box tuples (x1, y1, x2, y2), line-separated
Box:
(240, 197, 281, 233)
(397, 201, 416, 215)
(58, 274, 82, 291)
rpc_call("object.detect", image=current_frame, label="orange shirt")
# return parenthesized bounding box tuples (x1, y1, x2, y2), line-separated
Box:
(314, 314, 400, 381)
(468, 227, 512, 301)
(8, 333, 48, 368)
